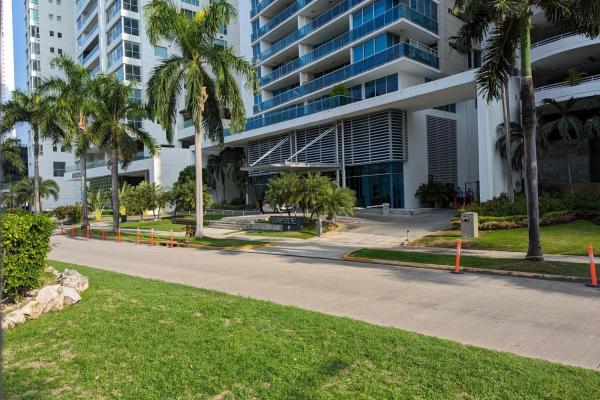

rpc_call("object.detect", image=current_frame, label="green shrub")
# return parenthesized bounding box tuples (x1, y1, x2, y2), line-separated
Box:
(1, 213, 55, 299)
(53, 205, 69, 220)
(416, 181, 455, 207)
(66, 204, 83, 224)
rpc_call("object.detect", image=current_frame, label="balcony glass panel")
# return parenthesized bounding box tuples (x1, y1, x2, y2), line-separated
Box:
(256, 0, 368, 63)
(251, 0, 276, 17)
(252, 0, 314, 42)
(257, 42, 438, 112)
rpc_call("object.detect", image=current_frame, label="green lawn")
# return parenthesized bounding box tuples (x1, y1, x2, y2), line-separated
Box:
(350, 249, 591, 278)
(5, 261, 599, 399)
(415, 220, 600, 255)
(70, 227, 270, 248)
(120, 215, 225, 232)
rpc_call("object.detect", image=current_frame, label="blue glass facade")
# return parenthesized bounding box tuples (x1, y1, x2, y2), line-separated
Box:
(346, 161, 404, 208)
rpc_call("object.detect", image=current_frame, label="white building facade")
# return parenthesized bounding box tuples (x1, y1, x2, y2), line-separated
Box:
(24, 0, 80, 209)
(1, 0, 16, 137)
(216, 0, 600, 209)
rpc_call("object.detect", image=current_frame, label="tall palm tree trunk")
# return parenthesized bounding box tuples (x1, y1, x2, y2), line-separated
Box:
(520, 14, 543, 260)
(502, 81, 514, 203)
(111, 148, 120, 233)
(33, 127, 41, 214)
(80, 154, 89, 228)
(195, 120, 204, 239)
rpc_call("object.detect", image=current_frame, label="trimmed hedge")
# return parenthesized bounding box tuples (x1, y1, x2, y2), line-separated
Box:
(1, 213, 55, 299)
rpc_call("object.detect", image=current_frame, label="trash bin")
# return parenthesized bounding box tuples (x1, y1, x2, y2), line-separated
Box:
(382, 203, 391, 216)
(460, 212, 479, 238)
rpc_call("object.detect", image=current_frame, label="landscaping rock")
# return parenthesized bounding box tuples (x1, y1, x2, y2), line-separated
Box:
(20, 300, 44, 319)
(2, 310, 26, 329)
(62, 286, 81, 305)
(44, 265, 61, 277)
(58, 269, 89, 293)
(35, 285, 64, 313)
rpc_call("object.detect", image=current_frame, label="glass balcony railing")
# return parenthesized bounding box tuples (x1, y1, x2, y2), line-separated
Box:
(78, 45, 100, 65)
(255, 0, 367, 64)
(256, 42, 438, 112)
(251, 0, 276, 18)
(251, 0, 314, 42)
(261, 3, 438, 86)
(225, 96, 361, 136)
(72, 151, 150, 172)
(77, 26, 99, 49)
(77, 5, 98, 30)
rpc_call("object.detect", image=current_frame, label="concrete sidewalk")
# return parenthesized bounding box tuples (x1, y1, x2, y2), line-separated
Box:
(50, 235, 600, 369)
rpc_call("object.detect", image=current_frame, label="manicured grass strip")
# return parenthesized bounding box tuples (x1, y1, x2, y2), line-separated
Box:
(120, 215, 225, 232)
(350, 249, 591, 278)
(66, 227, 270, 248)
(5, 261, 600, 399)
(414, 220, 600, 255)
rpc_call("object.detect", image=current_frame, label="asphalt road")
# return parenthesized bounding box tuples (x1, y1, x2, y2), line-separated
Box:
(50, 235, 600, 370)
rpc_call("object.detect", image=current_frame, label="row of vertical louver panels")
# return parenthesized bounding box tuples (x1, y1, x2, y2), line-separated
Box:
(426, 115, 457, 185)
(247, 110, 407, 169)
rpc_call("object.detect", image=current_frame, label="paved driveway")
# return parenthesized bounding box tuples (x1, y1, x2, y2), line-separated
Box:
(50, 235, 600, 370)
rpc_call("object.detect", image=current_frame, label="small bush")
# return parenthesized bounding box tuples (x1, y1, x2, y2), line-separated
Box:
(66, 204, 83, 224)
(53, 205, 69, 220)
(1, 213, 55, 299)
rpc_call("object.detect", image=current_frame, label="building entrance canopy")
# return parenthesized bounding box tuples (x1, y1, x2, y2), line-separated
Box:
(241, 162, 342, 173)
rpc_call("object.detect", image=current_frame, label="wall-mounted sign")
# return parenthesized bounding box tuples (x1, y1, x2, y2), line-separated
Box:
(269, 216, 305, 231)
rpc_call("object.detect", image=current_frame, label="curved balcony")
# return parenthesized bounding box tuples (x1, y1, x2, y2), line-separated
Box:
(252, 0, 314, 43)
(260, 3, 438, 87)
(532, 32, 600, 65)
(256, 42, 439, 113)
(534, 73, 600, 105)
(255, 0, 368, 64)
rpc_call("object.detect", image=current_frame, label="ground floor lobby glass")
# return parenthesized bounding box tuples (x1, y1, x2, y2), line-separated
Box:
(249, 161, 404, 208)
(345, 161, 404, 208)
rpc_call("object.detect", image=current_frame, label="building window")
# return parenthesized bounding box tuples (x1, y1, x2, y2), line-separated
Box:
(107, 43, 123, 68)
(57, 0, 61, 4)
(57, 15, 62, 22)
(31, 26, 40, 38)
(58, 48, 63, 55)
(31, 60, 41, 71)
(219, 23, 227, 35)
(181, 0, 199, 6)
(50, 30, 54, 37)
(123, 0, 139, 12)
(53, 161, 66, 177)
(30, 9, 39, 23)
(364, 74, 398, 98)
(53, 145, 58, 152)
(124, 41, 140, 59)
(123, 17, 139, 36)
(353, 33, 399, 62)
(50, 46, 55, 53)
(107, 21, 122, 44)
(49, 14, 54, 20)
(58, 32, 62, 38)
(31, 42, 40, 54)
(130, 88, 142, 103)
(153, 46, 167, 58)
(124, 64, 141, 81)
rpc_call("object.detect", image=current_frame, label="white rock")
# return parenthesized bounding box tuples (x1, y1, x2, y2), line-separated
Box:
(35, 285, 64, 313)
(62, 286, 81, 305)
(20, 300, 44, 319)
(2, 310, 26, 329)
(59, 269, 89, 293)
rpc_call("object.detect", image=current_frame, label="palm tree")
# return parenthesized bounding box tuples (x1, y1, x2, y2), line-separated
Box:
(451, 0, 600, 260)
(315, 184, 356, 221)
(41, 55, 100, 228)
(0, 90, 63, 213)
(13, 177, 60, 210)
(89, 74, 157, 232)
(206, 153, 226, 202)
(1, 137, 25, 174)
(144, 0, 256, 238)
(539, 97, 600, 192)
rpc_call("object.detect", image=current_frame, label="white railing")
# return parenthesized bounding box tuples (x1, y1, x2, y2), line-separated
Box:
(534, 73, 600, 93)
(409, 39, 438, 56)
(531, 32, 579, 49)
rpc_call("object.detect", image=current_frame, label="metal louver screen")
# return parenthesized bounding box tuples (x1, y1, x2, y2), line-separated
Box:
(426, 115, 457, 185)
(247, 109, 408, 174)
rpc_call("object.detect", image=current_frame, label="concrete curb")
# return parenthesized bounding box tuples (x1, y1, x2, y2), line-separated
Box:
(342, 252, 590, 284)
